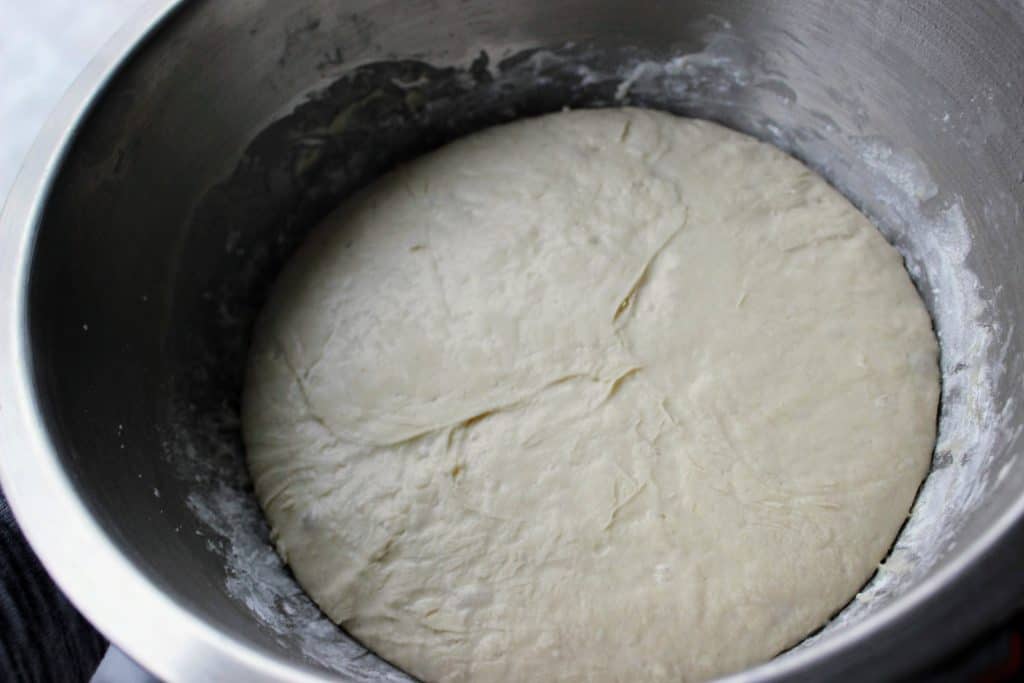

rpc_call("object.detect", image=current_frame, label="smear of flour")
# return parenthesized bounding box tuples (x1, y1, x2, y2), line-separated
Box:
(164, 400, 410, 679)
(166, 20, 1011, 677)
(189, 481, 396, 676)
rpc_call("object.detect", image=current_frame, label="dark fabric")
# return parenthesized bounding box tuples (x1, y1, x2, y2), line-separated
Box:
(926, 614, 1024, 682)
(0, 491, 106, 682)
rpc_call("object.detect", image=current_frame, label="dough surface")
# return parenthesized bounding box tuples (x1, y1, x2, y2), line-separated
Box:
(242, 108, 939, 682)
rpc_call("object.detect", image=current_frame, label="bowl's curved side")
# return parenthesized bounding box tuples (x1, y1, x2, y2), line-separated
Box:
(0, 1, 333, 681)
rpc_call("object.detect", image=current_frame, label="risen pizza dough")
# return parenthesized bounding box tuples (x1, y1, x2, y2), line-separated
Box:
(242, 108, 939, 682)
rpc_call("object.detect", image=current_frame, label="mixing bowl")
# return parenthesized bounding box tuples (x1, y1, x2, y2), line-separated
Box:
(2, 0, 1024, 680)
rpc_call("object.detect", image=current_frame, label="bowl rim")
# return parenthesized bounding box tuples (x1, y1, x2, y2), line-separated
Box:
(1, 1, 1022, 681)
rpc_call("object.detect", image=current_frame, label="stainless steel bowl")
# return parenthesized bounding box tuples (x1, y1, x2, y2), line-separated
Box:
(3, 1, 1024, 680)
